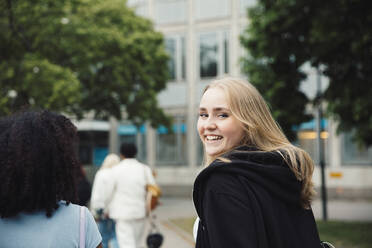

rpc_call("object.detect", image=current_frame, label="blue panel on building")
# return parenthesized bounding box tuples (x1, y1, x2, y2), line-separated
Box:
(117, 124, 146, 135)
(293, 119, 328, 131)
(117, 125, 137, 135)
(157, 123, 186, 134)
(93, 147, 108, 166)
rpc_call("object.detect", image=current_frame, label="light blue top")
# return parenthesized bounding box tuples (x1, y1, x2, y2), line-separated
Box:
(0, 202, 102, 248)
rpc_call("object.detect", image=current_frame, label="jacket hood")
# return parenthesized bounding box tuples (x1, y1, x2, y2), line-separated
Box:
(193, 146, 303, 217)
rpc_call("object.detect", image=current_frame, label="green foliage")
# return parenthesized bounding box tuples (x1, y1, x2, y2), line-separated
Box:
(317, 220, 372, 248)
(240, 0, 372, 145)
(0, 0, 171, 127)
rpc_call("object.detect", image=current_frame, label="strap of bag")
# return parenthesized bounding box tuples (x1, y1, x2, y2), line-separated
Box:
(147, 210, 160, 234)
(79, 206, 86, 248)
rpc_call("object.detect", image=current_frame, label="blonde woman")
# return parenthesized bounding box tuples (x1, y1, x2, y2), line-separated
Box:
(193, 78, 321, 247)
(91, 154, 120, 248)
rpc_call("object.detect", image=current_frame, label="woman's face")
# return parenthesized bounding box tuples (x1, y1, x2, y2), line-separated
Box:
(197, 87, 245, 157)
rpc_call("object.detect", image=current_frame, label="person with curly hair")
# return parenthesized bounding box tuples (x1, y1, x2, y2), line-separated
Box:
(0, 110, 102, 248)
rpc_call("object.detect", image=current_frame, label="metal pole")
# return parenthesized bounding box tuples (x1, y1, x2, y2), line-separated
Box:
(316, 68, 328, 221)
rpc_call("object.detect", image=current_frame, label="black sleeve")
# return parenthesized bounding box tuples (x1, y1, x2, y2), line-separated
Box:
(203, 189, 258, 248)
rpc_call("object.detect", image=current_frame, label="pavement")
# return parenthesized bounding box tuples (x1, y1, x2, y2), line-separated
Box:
(139, 197, 372, 248)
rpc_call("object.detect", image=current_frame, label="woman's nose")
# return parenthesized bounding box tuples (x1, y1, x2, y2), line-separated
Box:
(205, 119, 217, 130)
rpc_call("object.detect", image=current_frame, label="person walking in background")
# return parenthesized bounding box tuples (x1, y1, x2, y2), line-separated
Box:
(91, 153, 121, 248)
(0, 110, 102, 248)
(76, 165, 92, 207)
(193, 78, 322, 247)
(105, 143, 157, 248)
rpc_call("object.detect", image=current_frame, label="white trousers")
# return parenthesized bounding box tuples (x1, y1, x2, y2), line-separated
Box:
(115, 218, 145, 248)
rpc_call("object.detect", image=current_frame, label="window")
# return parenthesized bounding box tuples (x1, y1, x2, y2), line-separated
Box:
(155, 0, 187, 24)
(295, 119, 329, 165)
(200, 33, 218, 78)
(118, 124, 147, 163)
(165, 35, 186, 81)
(223, 32, 229, 74)
(342, 132, 372, 165)
(165, 38, 176, 79)
(156, 117, 187, 165)
(77, 131, 108, 166)
(195, 0, 230, 20)
(199, 31, 229, 78)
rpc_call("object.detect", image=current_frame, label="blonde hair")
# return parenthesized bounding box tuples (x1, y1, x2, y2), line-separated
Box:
(100, 153, 120, 170)
(201, 77, 315, 208)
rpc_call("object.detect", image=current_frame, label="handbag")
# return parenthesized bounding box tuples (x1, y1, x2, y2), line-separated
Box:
(144, 166, 162, 212)
(320, 241, 336, 248)
(146, 184, 161, 211)
(146, 212, 164, 248)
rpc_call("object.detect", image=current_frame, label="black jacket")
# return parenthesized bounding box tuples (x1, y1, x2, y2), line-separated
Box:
(193, 146, 321, 248)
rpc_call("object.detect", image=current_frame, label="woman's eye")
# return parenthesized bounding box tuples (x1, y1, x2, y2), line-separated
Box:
(218, 113, 229, 118)
(199, 113, 208, 118)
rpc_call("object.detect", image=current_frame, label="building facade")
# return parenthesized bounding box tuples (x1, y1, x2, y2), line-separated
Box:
(79, 0, 372, 198)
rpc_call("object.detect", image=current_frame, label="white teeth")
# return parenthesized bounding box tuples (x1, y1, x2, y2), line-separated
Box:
(206, 135, 222, 141)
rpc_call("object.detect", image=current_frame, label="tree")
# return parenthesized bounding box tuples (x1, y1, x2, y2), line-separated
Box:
(240, 0, 372, 145)
(0, 0, 171, 127)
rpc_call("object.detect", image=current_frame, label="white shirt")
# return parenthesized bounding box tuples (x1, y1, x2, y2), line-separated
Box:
(105, 158, 156, 220)
(90, 169, 113, 214)
(193, 217, 199, 241)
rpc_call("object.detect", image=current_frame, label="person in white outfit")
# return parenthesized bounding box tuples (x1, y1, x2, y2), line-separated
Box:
(105, 143, 157, 248)
(90, 153, 121, 248)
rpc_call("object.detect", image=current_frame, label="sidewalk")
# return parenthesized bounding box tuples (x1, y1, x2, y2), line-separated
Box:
(141, 197, 196, 248)
(143, 197, 372, 248)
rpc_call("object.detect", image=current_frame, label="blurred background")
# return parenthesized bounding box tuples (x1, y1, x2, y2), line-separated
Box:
(1, 0, 372, 247)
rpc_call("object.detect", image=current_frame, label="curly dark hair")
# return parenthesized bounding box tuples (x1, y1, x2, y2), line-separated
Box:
(0, 110, 79, 218)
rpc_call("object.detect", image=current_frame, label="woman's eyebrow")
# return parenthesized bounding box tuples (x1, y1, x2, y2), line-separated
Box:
(214, 107, 230, 112)
(198, 107, 230, 112)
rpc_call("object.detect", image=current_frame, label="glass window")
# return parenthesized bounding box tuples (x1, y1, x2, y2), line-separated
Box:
(165, 35, 186, 82)
(118, 124, 147, 163)
(181, 36, 186, 79)
(195, 0, 230, 20)
(295, 119, 329, 165)
(155, 0, 187, 24)
(199, 31, 229, 78)
(200, 33, 218, 78)
(223, 31, 229, 74)
(342, 132, 372, 165)
(297, 130, 329, 165)
(137, 132, 147, 163)
(77, 131, 108, 166)
(156, 117, 187, 166)
(165, 38, 176, 80)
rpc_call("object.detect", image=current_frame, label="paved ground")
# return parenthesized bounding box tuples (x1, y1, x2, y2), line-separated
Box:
(139, 197, 372, 248)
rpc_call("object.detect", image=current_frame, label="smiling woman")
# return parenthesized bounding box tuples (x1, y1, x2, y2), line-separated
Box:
(198, 87, 245, 159)
(193, 77, 322, 248)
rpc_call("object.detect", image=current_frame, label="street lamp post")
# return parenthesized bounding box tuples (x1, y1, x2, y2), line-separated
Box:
(316, 67, 328, 221)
